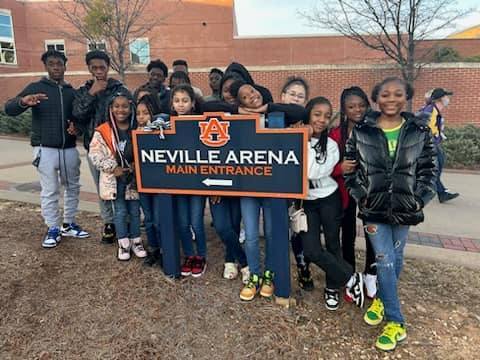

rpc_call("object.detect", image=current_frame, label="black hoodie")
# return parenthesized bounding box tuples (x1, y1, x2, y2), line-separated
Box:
(5, 77, 77, 148)
(73, 78, 131, 150)
(223, 62, 273, 103)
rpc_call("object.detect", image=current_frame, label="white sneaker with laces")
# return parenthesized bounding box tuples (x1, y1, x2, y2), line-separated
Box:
(223, 262, 238, 279)
(118, 238, 131, 261)
(131, 237, 147, 258)
(240, 266, 250, 284)
(365, 274, 377, 298)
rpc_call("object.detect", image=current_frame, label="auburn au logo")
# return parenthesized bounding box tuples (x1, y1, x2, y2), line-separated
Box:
(199, 118, 230, 147)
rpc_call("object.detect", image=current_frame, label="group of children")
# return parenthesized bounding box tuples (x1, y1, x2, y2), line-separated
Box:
(94, 63, 437, 352)
(7, 50, 439, 352)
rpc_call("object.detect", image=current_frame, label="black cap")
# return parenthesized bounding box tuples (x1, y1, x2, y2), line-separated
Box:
(430, 88, 453, 101)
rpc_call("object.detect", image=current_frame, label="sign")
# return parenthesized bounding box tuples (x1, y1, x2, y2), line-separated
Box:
(132, 112, 308, 199)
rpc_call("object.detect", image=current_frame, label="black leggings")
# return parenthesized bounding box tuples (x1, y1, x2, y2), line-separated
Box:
(341, 196, 376, 275)
(300, 191, 353, 290)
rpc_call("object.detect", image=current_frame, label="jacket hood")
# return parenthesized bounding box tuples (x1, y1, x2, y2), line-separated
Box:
(40, 77, 72, 88)
(360, 110, 429, 130)
(224, 62, 255, 85)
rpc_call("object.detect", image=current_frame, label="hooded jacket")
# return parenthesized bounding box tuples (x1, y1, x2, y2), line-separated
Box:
(73, 78, 130, 150)
(5, 77, 77, 149)
(223, 62, 273, 103)
(344, 111, 437, 225)
(88, 92, 138, 201)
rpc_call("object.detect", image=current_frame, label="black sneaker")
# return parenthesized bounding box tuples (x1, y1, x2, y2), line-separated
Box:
(143, 248, 162, 267)
(101, 223, 116, 244)
(298, 265, 314, 291)
(324, 288, 340, 311)
(346, 272, 365, 308)
(439, 191, 459, 203)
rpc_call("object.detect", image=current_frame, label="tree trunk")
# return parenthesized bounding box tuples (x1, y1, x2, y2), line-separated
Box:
(118, 46, 126, 83)
(406, 33, 416, 112)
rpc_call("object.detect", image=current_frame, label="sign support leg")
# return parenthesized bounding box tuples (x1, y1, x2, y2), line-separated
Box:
(158, 194, 180, 277)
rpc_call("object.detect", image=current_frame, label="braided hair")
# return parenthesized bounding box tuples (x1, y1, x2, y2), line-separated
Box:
(338, 86, 370, 158)
(304, 96, 332, 164)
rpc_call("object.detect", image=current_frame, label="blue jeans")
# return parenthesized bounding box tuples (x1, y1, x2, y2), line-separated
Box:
(365, 222, 409, 324)
(210, 197, 247, 267)
(113, 179, 141, 239)
(240, 197, 273, 276)
(435, 143, 446, 195)
(139, 193, 163, 249)
(176, 195, 207, 257)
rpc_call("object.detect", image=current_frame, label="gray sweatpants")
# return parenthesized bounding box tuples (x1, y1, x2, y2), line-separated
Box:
(87, 155, 114, 224)
(34, 146, 81, 227)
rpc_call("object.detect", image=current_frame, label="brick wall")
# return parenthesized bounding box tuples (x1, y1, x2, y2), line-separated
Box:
(2, 63, 478, 126)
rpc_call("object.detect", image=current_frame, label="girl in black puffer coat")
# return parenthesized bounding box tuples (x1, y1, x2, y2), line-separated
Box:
(345, 77, 437, 352)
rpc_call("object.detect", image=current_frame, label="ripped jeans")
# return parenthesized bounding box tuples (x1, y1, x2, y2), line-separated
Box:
(365, 222, 409, 324)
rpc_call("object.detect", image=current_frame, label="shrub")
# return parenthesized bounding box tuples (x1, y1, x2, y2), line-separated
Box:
(443, 125, 480, 169)
(0, 109, 32, 135)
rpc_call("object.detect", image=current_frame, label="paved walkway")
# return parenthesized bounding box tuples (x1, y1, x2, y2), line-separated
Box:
(1, 136, 479, 267)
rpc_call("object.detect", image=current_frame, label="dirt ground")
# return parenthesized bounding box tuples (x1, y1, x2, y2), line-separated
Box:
(0, 200, 479, 360)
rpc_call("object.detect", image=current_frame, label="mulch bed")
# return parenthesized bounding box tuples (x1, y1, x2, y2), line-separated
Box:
(0, 200, 479, 359)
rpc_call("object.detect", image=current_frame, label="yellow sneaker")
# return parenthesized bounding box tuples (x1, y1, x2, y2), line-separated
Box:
(375, 322, 407, 351)
(240, 274, 260, 301)
(364, 298, 384, 326)
(260, 270, 274, 298)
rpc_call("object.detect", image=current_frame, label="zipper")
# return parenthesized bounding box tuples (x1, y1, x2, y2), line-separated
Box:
(378, 121, 407, 220)
(59, 84, 65, 148)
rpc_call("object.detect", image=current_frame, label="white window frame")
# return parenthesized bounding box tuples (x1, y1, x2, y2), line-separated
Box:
(0, 9, 17, 65)
(87, 39, 107, 52)
(129, 37, 150, 65)
(45, 39, 66, 55)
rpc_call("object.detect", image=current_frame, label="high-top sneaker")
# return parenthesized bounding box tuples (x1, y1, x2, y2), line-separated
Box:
(117, 238, 131, 261)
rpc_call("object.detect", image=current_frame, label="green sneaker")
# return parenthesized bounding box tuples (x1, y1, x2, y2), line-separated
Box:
(375, 322, 407, 351)
(364, 298, 384, 326)
(240, 274, 260, 301)
(260, 270, 274, 298)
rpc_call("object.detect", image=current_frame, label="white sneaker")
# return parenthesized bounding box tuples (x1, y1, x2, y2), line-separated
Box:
(118, 238, 131, 261)
(240, 266, 250, 284)
(131, 237, 147, 258)
(365, 274, 377, 298)
(223, 262, 238, 279)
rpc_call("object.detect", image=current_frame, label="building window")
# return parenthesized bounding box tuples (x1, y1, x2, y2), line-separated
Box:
(45, 40, 66, 55)
(87, 40, 107, 52)
(129, 38, 150, 65)
(0, 10, 16, 65)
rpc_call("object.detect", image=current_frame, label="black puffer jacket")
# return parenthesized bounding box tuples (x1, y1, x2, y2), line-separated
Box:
(73, 78, 130, 150)
(4, 77, 77, 148)
(345, 111, 437, 225)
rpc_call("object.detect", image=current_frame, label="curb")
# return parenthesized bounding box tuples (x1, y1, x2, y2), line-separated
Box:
(2, 189, 480, 270)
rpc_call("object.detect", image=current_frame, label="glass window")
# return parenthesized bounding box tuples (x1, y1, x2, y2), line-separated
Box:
(45, 40, 66, 55)
(0, 11, 16, 65)
(88, 40, 106, 52)
(129, 38, 150, 65)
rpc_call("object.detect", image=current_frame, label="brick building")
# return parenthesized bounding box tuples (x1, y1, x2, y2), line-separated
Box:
(0, 0, 479, 125)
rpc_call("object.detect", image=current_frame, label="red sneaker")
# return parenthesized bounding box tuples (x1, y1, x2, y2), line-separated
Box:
(181, 256, 194, 276)
(191, 256, 207, 278)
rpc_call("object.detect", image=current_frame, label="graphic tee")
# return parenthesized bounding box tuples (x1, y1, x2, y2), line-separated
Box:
(382, 120, 405, 159)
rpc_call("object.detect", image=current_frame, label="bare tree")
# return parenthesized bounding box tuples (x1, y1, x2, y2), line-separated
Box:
(54, 0, 180, 81)
(300, 0, 470, 108)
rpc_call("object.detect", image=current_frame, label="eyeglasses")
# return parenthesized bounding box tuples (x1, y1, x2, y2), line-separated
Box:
(285, 91, 306, 100)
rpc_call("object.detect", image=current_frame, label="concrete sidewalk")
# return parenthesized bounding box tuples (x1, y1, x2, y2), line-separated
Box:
(1, 136, 479, 268)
